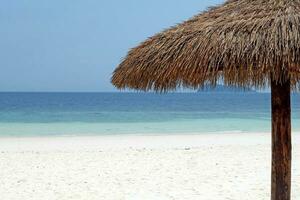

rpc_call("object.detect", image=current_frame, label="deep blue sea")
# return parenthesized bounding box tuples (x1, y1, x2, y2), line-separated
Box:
(0, 92, 299, 136)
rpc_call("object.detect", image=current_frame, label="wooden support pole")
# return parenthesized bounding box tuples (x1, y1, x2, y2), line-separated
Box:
(271, 79, 292, 200)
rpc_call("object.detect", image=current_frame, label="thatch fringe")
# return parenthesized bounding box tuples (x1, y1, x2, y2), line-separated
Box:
(112, 0, 300, 92)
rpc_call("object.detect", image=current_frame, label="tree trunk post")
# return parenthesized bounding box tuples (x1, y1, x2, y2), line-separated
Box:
(271, 79, 292, 200)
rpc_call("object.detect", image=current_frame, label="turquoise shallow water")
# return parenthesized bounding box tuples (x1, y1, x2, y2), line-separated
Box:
(0, 92, 299, 136)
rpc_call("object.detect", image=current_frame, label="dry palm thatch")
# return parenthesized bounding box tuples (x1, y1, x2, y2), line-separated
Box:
(112, 0, 300, 92)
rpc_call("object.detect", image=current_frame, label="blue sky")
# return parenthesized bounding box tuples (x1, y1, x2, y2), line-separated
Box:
(0, 0, 224, 92)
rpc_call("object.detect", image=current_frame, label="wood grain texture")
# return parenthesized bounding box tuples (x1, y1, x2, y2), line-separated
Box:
(271, 79, 291, 200)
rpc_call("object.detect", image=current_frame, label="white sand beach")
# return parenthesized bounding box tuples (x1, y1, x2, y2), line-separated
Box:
(0, 133, 299, 200)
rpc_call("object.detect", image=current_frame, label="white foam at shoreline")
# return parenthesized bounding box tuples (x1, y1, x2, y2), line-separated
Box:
(0, 132, 300, 152)
(0, 132, 273, 151)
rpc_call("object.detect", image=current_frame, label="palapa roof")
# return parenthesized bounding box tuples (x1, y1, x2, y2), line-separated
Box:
(112, 0, 300, 91)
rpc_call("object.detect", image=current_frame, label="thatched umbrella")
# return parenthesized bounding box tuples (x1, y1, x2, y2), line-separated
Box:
(111, 1, 300, 199)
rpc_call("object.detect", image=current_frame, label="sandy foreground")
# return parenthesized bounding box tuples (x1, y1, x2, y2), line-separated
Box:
(0, 133, 299, 200)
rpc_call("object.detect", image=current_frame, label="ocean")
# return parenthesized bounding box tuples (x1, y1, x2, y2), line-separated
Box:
(0, 92, 299, 136)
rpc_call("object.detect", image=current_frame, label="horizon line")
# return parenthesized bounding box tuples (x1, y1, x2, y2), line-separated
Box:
(0, 90, 271, 94)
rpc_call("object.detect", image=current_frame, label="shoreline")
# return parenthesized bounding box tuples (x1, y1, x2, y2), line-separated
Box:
(0, 132, 300, 151)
